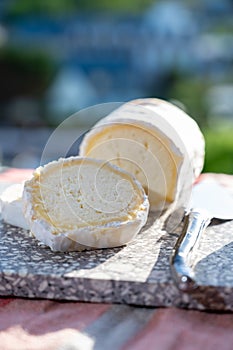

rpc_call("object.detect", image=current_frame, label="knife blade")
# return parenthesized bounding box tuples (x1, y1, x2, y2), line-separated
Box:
(170, 179, 233, 292)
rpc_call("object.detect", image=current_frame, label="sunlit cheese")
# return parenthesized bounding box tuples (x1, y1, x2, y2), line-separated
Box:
(23, 156, 149, 252)
(0, 183, 29, 229)
(80, 98, 205, 211)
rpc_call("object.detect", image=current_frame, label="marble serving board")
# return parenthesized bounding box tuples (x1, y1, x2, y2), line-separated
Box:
(1, 214, 233, 311)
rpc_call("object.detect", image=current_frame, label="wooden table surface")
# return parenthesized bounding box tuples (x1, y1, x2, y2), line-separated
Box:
(1, 168, 233, 350)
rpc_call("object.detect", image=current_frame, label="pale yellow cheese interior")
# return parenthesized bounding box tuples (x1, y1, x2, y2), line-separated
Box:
(82, 124, 182, 209)
(29, 158, 146, 233)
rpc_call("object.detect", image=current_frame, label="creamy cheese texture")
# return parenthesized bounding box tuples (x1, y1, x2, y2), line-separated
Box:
(80, 98, 205, 211)
(23, 156, 149, 251)
(0, 183, 29, 230)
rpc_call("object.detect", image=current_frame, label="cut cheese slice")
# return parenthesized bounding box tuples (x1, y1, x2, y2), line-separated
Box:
(80, 98, 205, 212)
(23, 156, 149, 252)
(0, 183, 29, 230)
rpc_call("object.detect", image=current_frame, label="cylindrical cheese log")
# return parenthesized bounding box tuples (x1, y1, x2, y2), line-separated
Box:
(80, 98, 205, 212)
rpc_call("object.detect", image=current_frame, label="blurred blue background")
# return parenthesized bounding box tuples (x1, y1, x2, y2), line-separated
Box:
(0, 0, 233, 171)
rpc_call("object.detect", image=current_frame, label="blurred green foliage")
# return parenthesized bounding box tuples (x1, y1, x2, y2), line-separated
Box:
(0, 45, 57, 99)
(6, 0, 77, 16)
(203, 127, 233, 174)
(0, 46, 55, 76)
(148, 70, 212, 128)
(169, 76, 210, 127)
(5, 0, 156, 16)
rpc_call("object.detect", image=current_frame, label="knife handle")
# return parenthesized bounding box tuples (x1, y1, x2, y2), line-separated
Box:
(170, 209, 211, 292)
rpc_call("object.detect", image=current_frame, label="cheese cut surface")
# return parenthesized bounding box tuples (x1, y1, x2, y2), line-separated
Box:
(80, 98, 205, 211)
(0, 183, 29, 230)
(81, 123, 181, 207)
(23, 157, 149, 251)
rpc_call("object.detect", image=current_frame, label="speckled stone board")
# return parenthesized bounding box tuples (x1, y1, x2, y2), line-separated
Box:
(1, 213, 233, 311)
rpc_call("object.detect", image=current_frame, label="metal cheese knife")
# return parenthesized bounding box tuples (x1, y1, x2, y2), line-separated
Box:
(170, 179, 233, 292)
